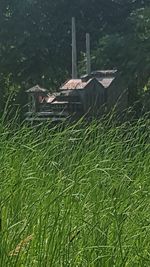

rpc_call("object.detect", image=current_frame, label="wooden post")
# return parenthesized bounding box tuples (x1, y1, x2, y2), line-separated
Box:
(72, 17, 77, 79)
(30, 93, 36, 113)
(86, 33, 91, 75)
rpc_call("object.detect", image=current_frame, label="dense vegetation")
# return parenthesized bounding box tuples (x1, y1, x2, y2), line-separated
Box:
(0, 0, 150, 114)
(0, 118, 150, 266)
(0, 2, 150, 265)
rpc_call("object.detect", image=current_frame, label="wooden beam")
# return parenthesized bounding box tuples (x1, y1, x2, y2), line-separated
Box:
(86, 33, 91, 75)
(72, 17, 77, 79)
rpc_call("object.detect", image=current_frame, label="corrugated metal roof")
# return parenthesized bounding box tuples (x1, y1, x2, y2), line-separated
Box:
(26, 84, 48, 93)
(46, 96, 56, 103)
(60, 79, 91, 90)
(98, 77, 115, 88)
(60, 77, 115, 90)
(46, 93, 60, 103)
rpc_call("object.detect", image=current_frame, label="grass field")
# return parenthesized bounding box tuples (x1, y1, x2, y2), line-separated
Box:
(0, 118, 150, 266)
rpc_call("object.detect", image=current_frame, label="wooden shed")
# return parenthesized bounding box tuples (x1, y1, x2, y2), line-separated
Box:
(90, 70, 128, 113)
(59, 69, 128, 116)
(60, 77, 105, 115)
(26, 85, 48, 113)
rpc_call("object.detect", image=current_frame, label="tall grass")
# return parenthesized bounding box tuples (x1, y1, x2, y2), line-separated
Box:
(0, 118, 150, 266)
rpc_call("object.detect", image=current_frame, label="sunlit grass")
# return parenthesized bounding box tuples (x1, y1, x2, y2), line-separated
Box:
(0, 117, 150, 266)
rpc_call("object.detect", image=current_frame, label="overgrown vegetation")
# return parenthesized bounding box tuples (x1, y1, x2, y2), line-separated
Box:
(0, 1, 150, 265)
(0, 118, 150, 266)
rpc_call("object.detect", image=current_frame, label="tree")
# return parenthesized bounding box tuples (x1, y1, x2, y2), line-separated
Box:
(90, 6, 150, 104)
(0, 0, 149, 113)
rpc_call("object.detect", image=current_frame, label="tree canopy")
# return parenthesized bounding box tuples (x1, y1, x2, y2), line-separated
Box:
(0, 0, 149, 112)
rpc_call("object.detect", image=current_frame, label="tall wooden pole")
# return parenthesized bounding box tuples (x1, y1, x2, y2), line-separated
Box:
(86, 33, 91, 75)
(72, 17, 77, 79)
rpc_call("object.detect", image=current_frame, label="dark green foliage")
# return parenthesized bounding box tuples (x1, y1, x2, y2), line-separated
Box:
(0, 0, 149, 113)
(91, 7, 150, 102)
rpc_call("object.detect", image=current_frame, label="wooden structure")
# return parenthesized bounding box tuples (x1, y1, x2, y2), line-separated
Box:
(59, 69, 128, 115)
(25, 18, 128, 123)
(25, 70, 128, 122)
(26, 85, 48, 113)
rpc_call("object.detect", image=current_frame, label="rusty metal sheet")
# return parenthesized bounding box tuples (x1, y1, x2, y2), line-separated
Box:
(60, 79, 90, 90)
